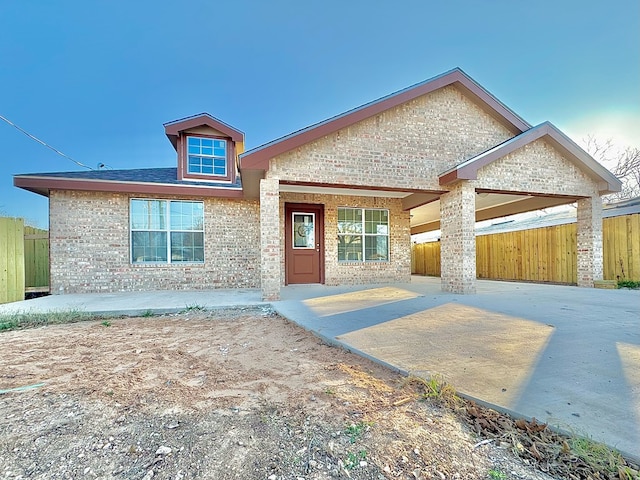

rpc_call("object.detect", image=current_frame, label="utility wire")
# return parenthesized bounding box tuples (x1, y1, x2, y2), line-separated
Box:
(0, 113, 93, 170)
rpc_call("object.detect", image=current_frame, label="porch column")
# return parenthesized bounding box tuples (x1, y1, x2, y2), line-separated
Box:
(576, 195, 603, 287)
(260, 177, 281, 301)
(440, 182, 476, 294)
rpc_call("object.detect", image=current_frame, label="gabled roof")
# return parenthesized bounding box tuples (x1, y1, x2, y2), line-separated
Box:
(164, 113, 245, 149)
(438, 121, 622, 194)
(14, 168, 243, 198)
(240, 68, 531, 170)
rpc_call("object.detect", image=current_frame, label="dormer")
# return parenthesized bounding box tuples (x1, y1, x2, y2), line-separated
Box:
(164, 113, 245, 183)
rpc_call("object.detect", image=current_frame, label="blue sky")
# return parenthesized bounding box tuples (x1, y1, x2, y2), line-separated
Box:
(1, 0, 638, 228)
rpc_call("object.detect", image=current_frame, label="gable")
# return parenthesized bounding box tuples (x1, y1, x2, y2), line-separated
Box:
(241, 68, 529, 172)
(184, 125, 229, 137)
(475, 138, 600, 197)
(164, 113, 244, 150)
(439, 122, 621, 195)
(267, 85, 515, 192)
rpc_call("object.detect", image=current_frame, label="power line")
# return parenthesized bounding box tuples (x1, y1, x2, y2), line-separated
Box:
(0, 114, 93, 170)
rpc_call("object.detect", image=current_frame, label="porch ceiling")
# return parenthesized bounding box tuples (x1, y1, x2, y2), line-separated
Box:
(410, 192, 580, 234)
(279, 183, 409, 198)
(279, 183, 580, 235)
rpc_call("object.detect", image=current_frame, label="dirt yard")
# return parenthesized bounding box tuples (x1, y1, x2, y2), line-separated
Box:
(0, 308, 600, 479)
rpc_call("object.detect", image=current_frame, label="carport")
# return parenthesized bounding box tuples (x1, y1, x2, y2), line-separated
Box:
(408, 122, 621, 293)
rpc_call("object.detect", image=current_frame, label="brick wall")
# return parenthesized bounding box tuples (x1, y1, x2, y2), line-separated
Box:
(475, 139, 598, 197)
(280, 192, 411, 285)
(439, 182, 476, 293)
(260, 178, 281, 300)
(49, 190, 260, 294)
(577, 196, 604, 287)
(269, 86, 514, 191)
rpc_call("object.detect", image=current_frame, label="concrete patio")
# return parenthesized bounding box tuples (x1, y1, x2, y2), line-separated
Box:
(1, 277, 638, 460)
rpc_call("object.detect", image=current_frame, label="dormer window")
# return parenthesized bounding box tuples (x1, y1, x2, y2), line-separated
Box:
(164, 113, 244, 184)
(187, 137, 227, 177)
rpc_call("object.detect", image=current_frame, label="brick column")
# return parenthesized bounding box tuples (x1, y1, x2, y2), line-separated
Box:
(440, 182, 476, 294)
(260, 178, 281, 301)
(576, 195, 603, 287)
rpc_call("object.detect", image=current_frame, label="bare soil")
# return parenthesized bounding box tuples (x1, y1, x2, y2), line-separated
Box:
(0, 308, 628, 479)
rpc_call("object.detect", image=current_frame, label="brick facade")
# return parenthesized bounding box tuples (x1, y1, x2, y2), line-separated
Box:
(279, 192, 411, 287)
(255, 86, 509, 298)
(270, 86, 513, 191)
(39, 75, 614, 297)
(474, 139, 598, 197)
(49, 190, 260, 293)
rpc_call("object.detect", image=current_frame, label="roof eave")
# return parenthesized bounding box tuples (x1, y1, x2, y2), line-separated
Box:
(13, 175, 244, 199)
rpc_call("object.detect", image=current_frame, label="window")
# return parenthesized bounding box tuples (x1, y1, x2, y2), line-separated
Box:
(187, 136, 227, 176)
(130, 199, 204, 264)
(292, 212, 316, 249)
(337, 207, 389, 262)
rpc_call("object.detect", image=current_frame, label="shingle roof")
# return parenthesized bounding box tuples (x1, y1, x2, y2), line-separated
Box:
(16, 167, 242, 189)
(13, 167, 244, 198)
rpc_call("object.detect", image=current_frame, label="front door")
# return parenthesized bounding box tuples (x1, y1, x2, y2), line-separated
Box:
(285, 203, 324, 284)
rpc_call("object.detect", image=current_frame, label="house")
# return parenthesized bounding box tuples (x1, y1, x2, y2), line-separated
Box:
(14, 68, 621, 300)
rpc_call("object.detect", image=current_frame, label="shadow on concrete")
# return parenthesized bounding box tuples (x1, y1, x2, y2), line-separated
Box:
(275, 277, 640, 459)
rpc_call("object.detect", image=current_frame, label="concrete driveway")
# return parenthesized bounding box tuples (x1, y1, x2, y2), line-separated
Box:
(274, 277, 640, 460)
(1, 277, 638, 459)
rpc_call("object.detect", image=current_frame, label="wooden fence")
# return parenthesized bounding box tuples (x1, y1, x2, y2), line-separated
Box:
(0, 217, 25, 304)
(412, 213, 640, 284)
(24, 225, 49, 292)
(0, 217, 49, 304)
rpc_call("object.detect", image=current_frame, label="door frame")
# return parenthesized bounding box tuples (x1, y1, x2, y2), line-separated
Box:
(284, 202, 325, 285)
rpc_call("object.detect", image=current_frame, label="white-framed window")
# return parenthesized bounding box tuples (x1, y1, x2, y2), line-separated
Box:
(130, 199, 204, 264)
(187, 136, 227, 176)
(337, 207, 389, 262)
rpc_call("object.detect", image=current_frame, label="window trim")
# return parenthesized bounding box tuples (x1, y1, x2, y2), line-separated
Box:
(179, 134, 236, 183)
(129, 198, 205, 265)
(337, 207, 390, 263)
(292, 212, 316, 249)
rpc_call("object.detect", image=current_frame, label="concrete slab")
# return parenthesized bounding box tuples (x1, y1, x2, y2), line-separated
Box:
(274, 277, 640, 460)
(0, 289, 264, 316)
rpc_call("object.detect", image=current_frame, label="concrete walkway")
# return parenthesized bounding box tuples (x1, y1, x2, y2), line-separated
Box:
(1, 277, 639, 460)
(0, 288, 264, 316)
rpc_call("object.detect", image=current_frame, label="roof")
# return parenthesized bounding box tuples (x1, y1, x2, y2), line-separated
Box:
(438, 121, 622, 194)
(14, 167, 243, 198)
(164, 113, 245, 150)
(239, 67, 531, 170)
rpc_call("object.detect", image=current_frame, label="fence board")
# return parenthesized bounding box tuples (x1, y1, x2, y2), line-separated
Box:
(412, 213, 640, 284)
(602, 214, 640, 282)
(24, 226, 49, 288)
(630, 214, 640, 280)
(0, 217, 25, 304)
